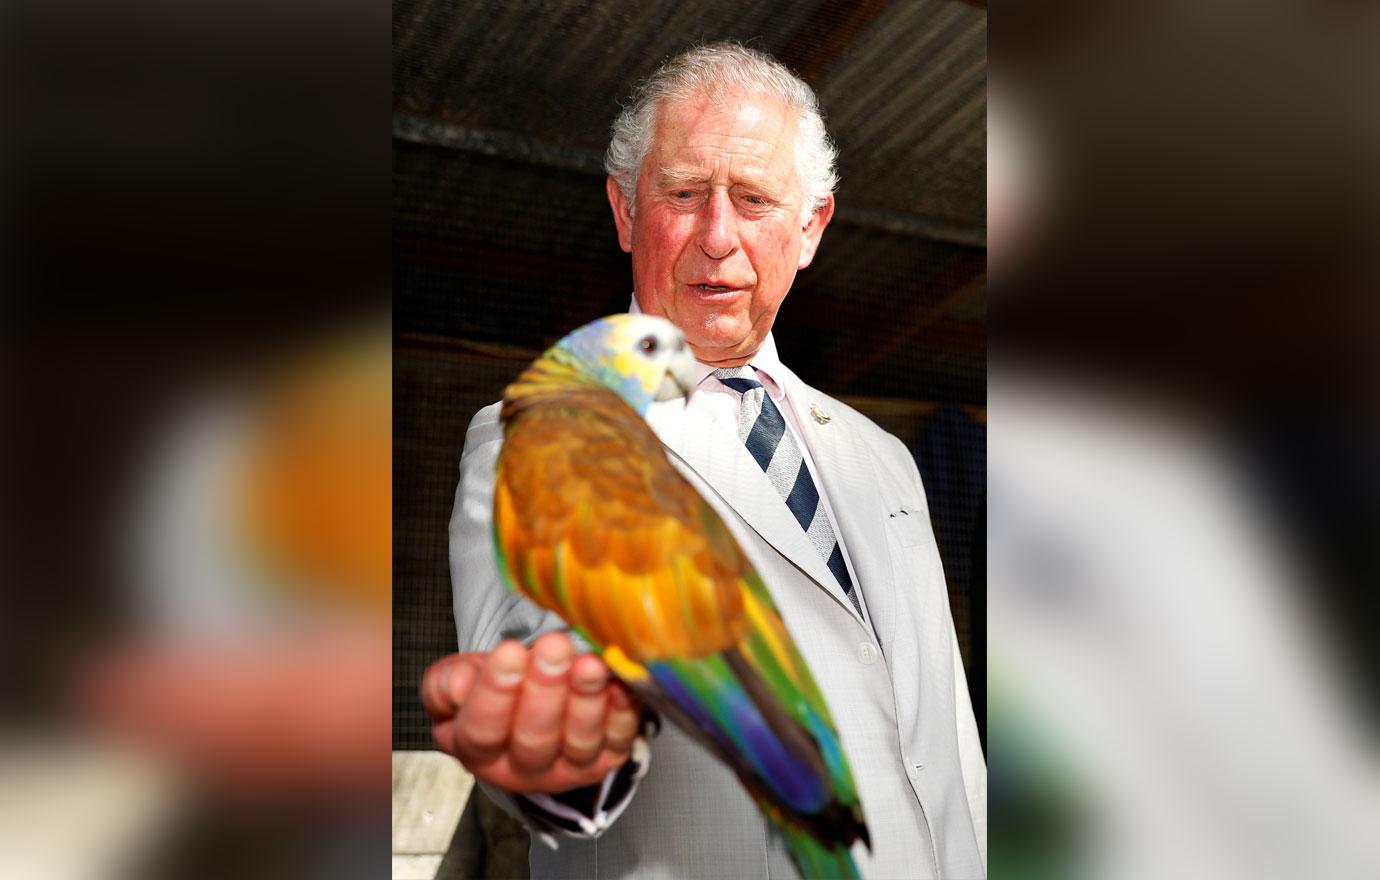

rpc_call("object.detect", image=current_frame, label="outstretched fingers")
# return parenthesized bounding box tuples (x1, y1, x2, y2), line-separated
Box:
(453, 640, 527, 762)
(508, 632, 574, 772)
(419, 634, 643, 794)
(604, 681, 641, 756)
(562, 653, 611, 766)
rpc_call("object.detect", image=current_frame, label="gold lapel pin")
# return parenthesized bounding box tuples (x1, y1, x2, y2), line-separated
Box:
(810, 403, 831, 424)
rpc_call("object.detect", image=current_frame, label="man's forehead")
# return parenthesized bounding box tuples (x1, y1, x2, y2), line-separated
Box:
(646, 90, 798, 178)
(672, 88, 776, 124)
(654, 87, 793, 136)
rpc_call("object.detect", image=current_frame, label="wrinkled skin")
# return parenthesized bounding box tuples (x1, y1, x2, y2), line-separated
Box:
(421, 632, 641, 794)
(607, 88, 834, 367)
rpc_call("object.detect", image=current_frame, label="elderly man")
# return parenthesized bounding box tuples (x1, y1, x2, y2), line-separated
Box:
(422, 43, 986, 879)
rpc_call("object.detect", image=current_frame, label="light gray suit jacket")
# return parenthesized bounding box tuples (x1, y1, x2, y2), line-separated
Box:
(449, 361, 987, 879)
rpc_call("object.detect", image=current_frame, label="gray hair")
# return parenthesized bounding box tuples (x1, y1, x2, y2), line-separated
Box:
(604, 42, 838, 224)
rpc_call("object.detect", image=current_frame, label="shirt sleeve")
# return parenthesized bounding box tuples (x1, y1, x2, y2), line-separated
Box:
(448, 402, 651, 840)
(504, 736, 651, 847)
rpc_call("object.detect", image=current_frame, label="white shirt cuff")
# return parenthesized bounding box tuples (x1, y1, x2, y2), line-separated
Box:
(512, 735, 651, 847)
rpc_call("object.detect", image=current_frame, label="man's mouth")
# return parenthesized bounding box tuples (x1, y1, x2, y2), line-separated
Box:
(690, 282, 740, 292)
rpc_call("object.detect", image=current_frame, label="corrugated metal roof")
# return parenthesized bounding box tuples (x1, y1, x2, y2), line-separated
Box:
(394, 0, 986, 238)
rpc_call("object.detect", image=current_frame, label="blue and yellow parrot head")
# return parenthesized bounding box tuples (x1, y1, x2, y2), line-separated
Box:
(553, 314, 697, 415)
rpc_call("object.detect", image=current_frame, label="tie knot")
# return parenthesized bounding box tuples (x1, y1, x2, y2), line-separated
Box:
(712, 366, 761, 394)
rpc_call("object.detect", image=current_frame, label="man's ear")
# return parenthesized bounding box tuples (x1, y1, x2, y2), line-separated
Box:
(797, 193, 835, 269)
(606, 176, 634, 253)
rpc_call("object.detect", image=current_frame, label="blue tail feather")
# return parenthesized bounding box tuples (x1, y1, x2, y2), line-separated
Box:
(648, 658, 828, 813)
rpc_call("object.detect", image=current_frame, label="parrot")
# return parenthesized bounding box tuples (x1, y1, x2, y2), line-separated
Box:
(492, 313, 871, 879)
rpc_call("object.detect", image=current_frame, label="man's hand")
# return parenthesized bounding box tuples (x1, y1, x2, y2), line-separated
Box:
(421, 631, 641, 794)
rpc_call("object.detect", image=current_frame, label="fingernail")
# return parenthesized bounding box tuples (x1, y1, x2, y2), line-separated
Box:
(572, 670, 606, 694)
(532, 634, 573, 679)
(492, 651, 525, 688)
(535, 654, 571, 678)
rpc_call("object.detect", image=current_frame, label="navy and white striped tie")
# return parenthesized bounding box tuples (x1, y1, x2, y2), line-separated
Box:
(713, 366, 860, 612)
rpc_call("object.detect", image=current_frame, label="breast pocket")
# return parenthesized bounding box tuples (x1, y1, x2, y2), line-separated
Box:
(886, 504, 928, 548)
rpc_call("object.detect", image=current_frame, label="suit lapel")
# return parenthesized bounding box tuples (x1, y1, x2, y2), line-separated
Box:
(645, 393, 848, 610)
(778, 372, 900, 644)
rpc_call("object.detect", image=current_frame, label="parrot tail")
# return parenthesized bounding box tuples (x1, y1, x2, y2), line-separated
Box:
(776, 816, 862, 880)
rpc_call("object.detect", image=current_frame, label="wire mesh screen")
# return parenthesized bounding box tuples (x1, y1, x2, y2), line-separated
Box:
(393, 0, 986, 750)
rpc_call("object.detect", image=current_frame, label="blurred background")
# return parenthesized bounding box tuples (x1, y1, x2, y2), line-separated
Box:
(392, 1, 987, 876)
(988, 2, 1380, 878)
(2, 0, 390, 878)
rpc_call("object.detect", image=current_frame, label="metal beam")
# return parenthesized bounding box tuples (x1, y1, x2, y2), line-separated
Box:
(779, 0, 894, 83)
(393, 114, 605, 175)
(833, 206, 985, 248)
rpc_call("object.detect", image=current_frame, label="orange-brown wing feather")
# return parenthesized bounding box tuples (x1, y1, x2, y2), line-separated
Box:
(495, 392, 748, 661)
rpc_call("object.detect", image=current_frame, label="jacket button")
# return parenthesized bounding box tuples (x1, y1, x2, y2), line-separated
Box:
(857, 643, 877, 665)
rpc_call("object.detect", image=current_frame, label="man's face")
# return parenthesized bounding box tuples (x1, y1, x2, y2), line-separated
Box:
(607, 89, 834, 366)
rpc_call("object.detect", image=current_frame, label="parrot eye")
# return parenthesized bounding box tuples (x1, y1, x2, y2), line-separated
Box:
(638, 335, 659, 355)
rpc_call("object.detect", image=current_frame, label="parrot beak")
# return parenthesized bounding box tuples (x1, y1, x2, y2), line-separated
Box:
(655, 347, 697, 402)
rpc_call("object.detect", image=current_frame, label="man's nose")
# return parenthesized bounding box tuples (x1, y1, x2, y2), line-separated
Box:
(695, 191, 738, 260)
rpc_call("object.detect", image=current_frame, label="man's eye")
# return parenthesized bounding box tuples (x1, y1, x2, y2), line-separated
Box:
(673, 190, 694, 200)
